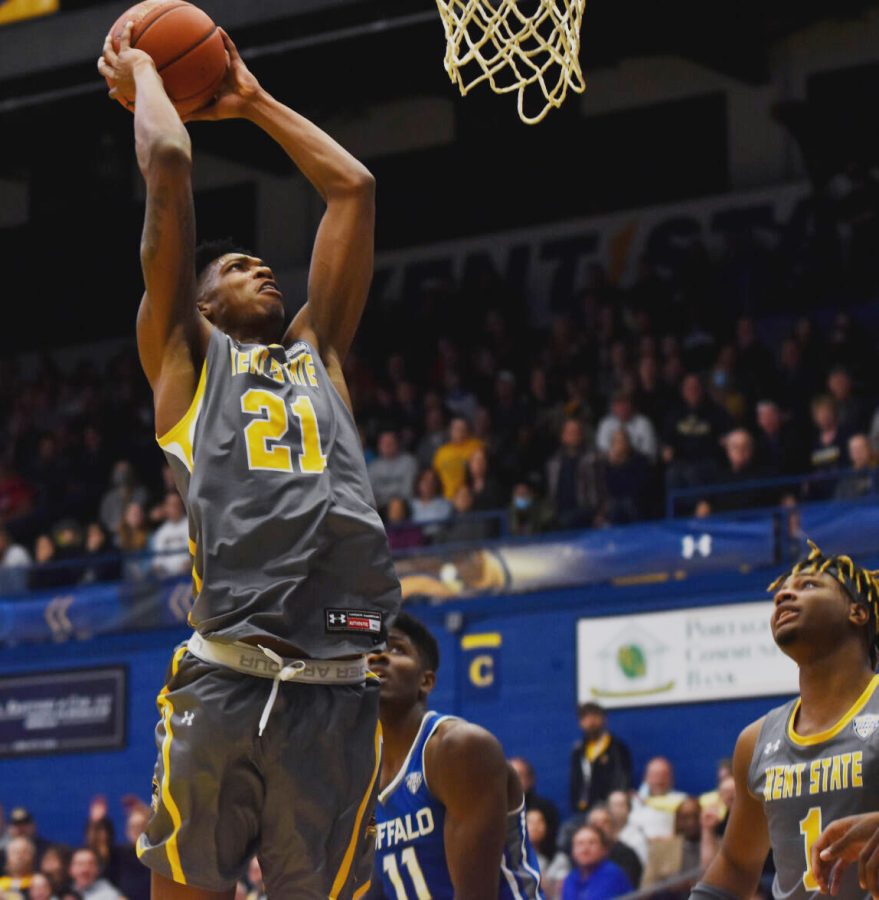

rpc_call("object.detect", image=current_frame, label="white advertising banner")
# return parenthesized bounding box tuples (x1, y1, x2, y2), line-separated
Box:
(576, 602, 799, 708)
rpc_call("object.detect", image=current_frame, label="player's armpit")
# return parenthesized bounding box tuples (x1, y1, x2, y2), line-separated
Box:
(696, 718, 770, 900)
(426, 721, 508, 900)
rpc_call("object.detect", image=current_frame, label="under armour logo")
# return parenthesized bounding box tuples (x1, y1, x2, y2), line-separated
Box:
(181, 711, 195, 726)
(763, 739, 781, 755)
(328, 613, 347, 625)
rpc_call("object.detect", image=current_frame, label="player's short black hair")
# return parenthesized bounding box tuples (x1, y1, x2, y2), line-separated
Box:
(390, 611, 440, 672)
(769, 540, 879, 666)
(195, 238, 254, 281)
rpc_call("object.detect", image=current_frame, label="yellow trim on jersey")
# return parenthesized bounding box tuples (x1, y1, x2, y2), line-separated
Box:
(329, 721, 382, 899)
(156, 360, 208, 472)
(155, 646, 188, 884)
(353, 880, 373, 899)
(787, 674, 879, 746)
(188, 538, 196, 556)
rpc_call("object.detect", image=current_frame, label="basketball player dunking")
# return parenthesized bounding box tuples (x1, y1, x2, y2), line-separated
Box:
(98, 23, 400, 900)
(688, 543, 879, 900)
(365, 613, 543, 899)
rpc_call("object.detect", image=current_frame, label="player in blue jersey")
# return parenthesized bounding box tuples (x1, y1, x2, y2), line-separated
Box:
(366, 612, 543, 899)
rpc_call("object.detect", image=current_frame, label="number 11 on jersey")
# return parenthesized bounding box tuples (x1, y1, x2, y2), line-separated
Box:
(383, 847, 431, 899)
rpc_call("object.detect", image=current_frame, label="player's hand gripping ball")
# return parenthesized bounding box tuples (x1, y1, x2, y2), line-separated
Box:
(100, 0, 228, 116)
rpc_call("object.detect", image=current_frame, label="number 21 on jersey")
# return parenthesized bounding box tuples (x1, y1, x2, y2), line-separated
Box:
(241, 388, 327, 474)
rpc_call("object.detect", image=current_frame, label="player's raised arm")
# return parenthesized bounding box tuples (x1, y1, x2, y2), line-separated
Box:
(689, 719, 770, 900)
(186, 31, 373, 407)
(98, 23, 208, 398)
(426, 720, 510, 899)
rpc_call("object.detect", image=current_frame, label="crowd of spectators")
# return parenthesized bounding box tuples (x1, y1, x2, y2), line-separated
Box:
(0, 701, 746, 900)
(3, 184, 879, 590)
(0, 800, 266, 900)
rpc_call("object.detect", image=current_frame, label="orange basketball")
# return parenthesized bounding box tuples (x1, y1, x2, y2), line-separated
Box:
(107, 0, 228, 116)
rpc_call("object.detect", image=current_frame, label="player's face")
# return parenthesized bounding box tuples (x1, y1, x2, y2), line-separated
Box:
(198, 254, 286, 340)
(771, 571, 864, 658)
(368, 629, 435, 710)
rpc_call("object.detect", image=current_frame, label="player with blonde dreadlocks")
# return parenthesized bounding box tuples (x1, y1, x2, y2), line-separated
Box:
(687, 541, 879, 900)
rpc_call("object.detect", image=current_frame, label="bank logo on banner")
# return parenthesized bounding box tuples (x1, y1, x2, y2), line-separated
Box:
(0, 0, 58, 26)
(590, 625, 674, 701)
(461, 632, 502, 700)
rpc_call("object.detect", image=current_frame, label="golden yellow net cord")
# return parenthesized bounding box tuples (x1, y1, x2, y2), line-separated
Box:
(434, 0, 587, 124)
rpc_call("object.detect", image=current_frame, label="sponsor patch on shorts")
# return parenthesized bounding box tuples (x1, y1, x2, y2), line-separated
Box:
(326, 609, 383, 634)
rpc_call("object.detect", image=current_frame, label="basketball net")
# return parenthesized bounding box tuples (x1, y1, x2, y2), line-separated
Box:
(434, 0, 586, 124)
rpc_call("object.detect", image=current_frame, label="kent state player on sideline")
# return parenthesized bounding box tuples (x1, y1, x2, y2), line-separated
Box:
(98, 22, 400, 900)
(687, 542, 879, 900)
(365, 612, 543, 899)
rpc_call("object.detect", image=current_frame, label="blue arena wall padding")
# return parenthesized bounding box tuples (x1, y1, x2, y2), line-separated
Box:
(0, 563, 810, 849)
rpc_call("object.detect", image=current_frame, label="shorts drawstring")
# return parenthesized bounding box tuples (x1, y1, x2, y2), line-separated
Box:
(257, 645, 306, 736)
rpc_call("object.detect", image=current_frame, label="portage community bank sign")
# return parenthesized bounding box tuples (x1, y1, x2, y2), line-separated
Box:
(577, 602, 798, 708)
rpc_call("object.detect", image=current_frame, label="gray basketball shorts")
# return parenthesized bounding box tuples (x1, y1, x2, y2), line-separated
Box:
(136, 644, 381, 897)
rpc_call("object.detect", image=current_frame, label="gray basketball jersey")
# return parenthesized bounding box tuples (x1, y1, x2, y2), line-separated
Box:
(158, 326, 401, 657)
(748, 675, 879, 900)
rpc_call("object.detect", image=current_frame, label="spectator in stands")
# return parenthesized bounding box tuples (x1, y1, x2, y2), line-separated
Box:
(596, 392, 657, 463)
(415, 406, 447, 471)
(433, 417, 484, 500)
(84, 816, 118, 886)
(443, 370, 479, 426)
(601, 429, 652, 524)
(776, 338, 815, 431)
(546, 419, 604, 530)
(28, 872, 55, 900)
(713, 429, 766, 511)
(367, 430, 417, 508)
(834, 433, 877, 500)
(108, 801, 150, 900)
(68, 847, 121, 900)
(40, 845, 72, 897)
(734, 317, 776, 404)
(630, 757, 687, 839)
(410, 468, 453, 537)
(384, 498, 425, 550)
(467, 448, 504, 511)
(79, 523, 122, 585)
(826, 366, 867, 434)
(0, 525, 32, 594)
(150, 492, 190, 578)
(509, 481, 554, 536)
(808, 394, 849, 497)
(116, 501, 149, 554)
(98, 461, 148, 537)
(641, 796, 719, 894)
(663, 374, 731, 490)
(634, 355, 673, 432)
(526, 809, 553, 873)
(148, 465, 178, 526)
(561, 824, 632, 900)
(570, 702, 633, 815)
(607, 790, 648, 865)
(29, 533, 63, 590)
(1, 835, 36, 896)
(0, 460, 34, 524)
(587, 805, 643, 888)
(438, 484, 495, 544)
(510, 757, 561, 854)
(755, 400, 802, 476)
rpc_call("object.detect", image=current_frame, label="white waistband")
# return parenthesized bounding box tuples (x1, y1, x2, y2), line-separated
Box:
(186, 633, 369, 685)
